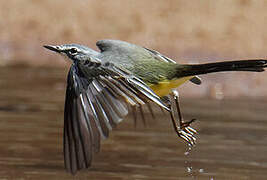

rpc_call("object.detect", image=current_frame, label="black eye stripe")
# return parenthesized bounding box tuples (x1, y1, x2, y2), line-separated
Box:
(69, 48, 78, 54)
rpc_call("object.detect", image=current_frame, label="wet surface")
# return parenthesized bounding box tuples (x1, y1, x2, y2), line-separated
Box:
(0, 66, 267, 180)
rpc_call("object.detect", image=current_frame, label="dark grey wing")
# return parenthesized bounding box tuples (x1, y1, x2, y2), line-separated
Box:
(64, 65, 96, 174)
(144, 47, 202, 85)
(64, 62, 169, 174)
(100, 62, 169, 111)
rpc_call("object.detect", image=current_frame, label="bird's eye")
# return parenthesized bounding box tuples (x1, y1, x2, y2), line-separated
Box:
(69, 48, 78, 54)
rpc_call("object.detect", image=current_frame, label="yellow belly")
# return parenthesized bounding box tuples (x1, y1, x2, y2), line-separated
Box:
(149, 76, 192, 97)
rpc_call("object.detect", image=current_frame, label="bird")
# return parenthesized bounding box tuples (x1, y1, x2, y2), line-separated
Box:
(44, 39, 267, 174)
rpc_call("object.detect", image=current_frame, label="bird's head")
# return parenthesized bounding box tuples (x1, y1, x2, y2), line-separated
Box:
(43, 44, 99, 62)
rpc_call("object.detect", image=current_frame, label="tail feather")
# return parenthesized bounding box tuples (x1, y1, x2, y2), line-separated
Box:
(176, 59, 267, 77)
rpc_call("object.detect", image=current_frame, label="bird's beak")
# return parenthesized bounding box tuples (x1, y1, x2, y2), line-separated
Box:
(43, 45, 61, 53)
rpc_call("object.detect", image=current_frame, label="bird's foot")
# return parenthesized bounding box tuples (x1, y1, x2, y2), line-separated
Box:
(176, 119, 197, 147)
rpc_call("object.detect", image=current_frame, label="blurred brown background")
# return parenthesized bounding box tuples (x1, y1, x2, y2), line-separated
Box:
(1, 0, 267, 98)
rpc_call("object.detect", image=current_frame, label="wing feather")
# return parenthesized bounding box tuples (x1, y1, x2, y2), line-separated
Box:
(103, 64, 169, 111)
(85, 87, 110, 138)
(80, 93, 101, 154)
(63, 60, 170, 174)
(92, 80, 128, 118)
(64, 67, 93, 174)
(100, 76, 145, 105)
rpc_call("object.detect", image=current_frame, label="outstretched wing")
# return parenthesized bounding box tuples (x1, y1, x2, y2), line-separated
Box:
(64, 66, 95, 174)
(64, 62, 169, 174)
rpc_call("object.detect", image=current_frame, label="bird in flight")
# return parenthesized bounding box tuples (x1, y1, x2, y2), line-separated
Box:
(44, 39, 267, 174)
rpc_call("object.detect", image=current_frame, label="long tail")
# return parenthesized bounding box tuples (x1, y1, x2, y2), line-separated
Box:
(176, 59, 267, 77)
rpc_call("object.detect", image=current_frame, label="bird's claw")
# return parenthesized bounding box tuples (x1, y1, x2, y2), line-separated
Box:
(176, 119, 197, 147)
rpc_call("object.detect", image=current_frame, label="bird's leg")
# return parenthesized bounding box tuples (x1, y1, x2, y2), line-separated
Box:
(169, 90, 197, 146)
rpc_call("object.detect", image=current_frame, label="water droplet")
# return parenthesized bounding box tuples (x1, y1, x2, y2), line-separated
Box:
(187, 166, 192, 173)
(184, 151, 190, 156)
